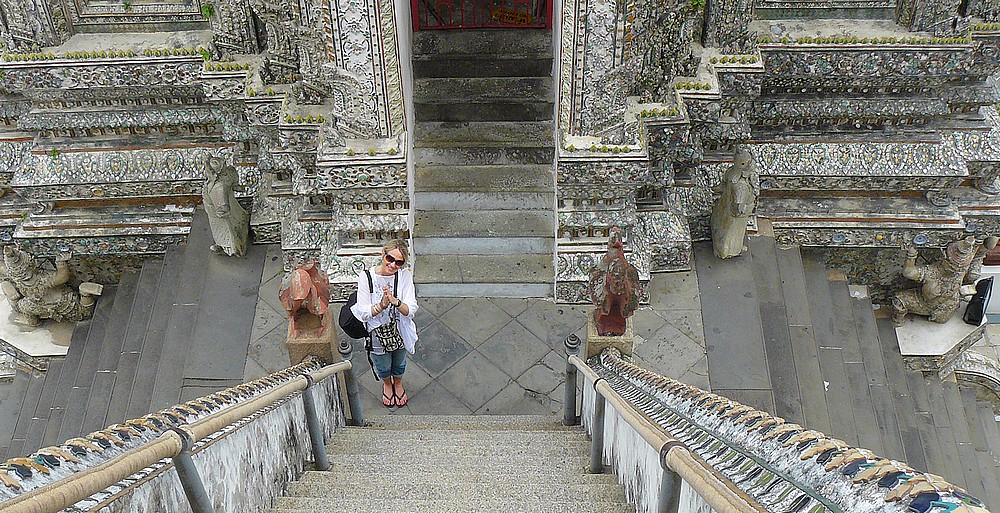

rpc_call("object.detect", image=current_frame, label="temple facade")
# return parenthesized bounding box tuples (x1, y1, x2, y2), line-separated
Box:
(0, 0, 998, 303)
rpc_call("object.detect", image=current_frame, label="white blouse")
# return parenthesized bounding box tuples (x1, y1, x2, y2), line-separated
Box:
(350, 266, 418, 354)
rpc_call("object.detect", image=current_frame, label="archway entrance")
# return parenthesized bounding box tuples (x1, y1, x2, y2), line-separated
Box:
(411, 0, 551, 29)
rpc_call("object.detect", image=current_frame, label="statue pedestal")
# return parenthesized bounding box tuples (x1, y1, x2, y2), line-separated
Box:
(896, 314, 986, 373)
(0, 298, 73, 372)
(284, 312, 337, 365)
(585, 310, 635, 360)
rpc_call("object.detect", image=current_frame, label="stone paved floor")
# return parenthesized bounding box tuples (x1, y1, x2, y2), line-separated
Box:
(243, 245, 709, 415)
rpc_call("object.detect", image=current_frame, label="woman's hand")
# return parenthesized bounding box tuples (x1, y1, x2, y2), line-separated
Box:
(380, 285, 393, 308)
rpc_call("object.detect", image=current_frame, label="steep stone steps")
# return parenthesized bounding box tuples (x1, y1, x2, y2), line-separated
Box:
(81, 270, 140, 434)
(411, 29, 555, 298)
(0, 368, 32, 460)
(270, 415, 634, 513)
(698, 234, 997, 508)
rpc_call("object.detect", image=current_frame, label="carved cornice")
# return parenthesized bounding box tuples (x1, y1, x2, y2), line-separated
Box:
(0, 56, 205, 91)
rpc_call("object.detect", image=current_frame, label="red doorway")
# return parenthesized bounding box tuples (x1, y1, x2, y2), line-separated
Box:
(412, 0, 551, 30)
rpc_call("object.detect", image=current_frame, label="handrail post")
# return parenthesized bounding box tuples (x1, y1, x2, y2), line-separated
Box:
(658, 464, 682, 513)
(169, 427, 217, 513)
(563, 334, 582, 426)
(589, 386, 605, 473)
(338, 339, 366, 426)
(301, 374, 331, 471)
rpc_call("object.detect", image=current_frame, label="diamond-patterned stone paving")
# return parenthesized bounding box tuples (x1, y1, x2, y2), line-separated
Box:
(245, 248, 709, 415)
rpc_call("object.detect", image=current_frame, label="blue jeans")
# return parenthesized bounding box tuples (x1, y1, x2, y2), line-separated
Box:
(372, 348, 407, 380)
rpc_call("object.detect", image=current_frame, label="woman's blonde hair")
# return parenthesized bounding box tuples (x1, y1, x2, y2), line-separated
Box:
(382, 239, 409, 261)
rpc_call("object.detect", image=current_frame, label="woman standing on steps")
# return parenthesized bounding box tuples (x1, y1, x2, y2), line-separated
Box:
(351, 239, 418, 408)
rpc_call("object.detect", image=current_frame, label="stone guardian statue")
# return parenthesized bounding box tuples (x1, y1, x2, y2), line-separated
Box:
(711, 146, 759, 259)
(588, 228, 642, 336)
(0, 246, 103, 328)
(891, 235, 998, 326)
(203, 157, 250, 257)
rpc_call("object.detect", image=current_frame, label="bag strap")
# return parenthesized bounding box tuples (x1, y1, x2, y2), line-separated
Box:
(364, 269, 378, 380)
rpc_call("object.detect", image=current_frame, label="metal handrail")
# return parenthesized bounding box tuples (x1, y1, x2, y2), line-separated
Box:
(568, 353, 764, 513)
(0, 359, 353, 513)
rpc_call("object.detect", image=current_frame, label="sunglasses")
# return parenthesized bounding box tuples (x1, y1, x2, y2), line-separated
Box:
(384, 254, 405, 266)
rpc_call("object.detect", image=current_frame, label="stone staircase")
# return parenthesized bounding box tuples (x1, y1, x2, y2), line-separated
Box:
(269, 415, 634, 513)
(0, 209, 267, 461)
(696, 234, 1000, 509)
(411, 29, 556, 298)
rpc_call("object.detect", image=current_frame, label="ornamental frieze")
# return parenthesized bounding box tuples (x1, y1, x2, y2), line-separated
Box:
(750, 98, 951, 123)
(282, 218, 331, 249)
(15, 146, 232, 186)
(23, 85, 204, 104)
(0, 139, 32, 176)
(251, 222, 281, 244)
(751, 141, 967, 177)
(246, 100, 282, 126)
(557, 160, 659, 186)
(559, 208, 637, 233)
(333, 213, 407, 235)
(11, 180, 204, 201)
(558, 184, 636, 202)
(761, 48, 973, 79)
(278, 128, 320, 152)
(300, 164, 406, 190)
(17, 106, 223, 130)
(556, 248, 650, 282)
(637, 210, 693, 272)
(715, 71, 763, 97)
(758, 175, 964, 191)
(0, 59, 204, 91)
(333, 186, 407, 206)
(771, 226, 964, 247)
(15, 233, 186, 257)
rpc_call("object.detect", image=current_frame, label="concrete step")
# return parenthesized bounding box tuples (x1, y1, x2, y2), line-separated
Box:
(271, 498, 633, 513)
(43, 319, 92, 448)
(940, 378, 984, 500)
(773, 246, 832, 434)
(414, 210, 553, 238)
(749, 236, 803, 424)
(362, 414, 570, 430)
(149, 210, 213, 411)
(326, 451, 589, 469)
(335, 427, 588, 443)
(801, 253, 860, 448)
(876, 315, 929, 472)
(24, 359, 63, 453)
(415, 164, 553, 193)
(415, 145, 553, 166)
(82, 269, 141, 433)
(922, 375, 965, 482)
(106, 258, 164, 424)
(415, 101, 554, 122)
(329, 435, 588, 452)
(414, 77, 553, 102)
(413, 56, 552, 79)
(296, 469, 616, 486)
(284, 481, 624, 502)
(414, 236, 552, 255)
(416, 282, 552, 297)
(415, 253, 552, 284)
(57, 286, 117, 442)
(414, 191, 552, 211)
(126, 248, 183, 419)
(414, 122, 553, 146)
(8, 368, 44, 458)
(412, 29, 552, 57)
(961, 387, 1000, 509)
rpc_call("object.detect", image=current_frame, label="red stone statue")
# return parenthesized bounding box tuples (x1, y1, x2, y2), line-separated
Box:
(279, 260, 331, 339)
(588, 228, 641, 336)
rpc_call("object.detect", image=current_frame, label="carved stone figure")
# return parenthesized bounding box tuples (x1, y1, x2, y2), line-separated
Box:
(891, 236, 999, 326)
(0, 246, 102, 328)
(588, 228, 641, 336)
(203, 157, 250, 258)
(279, 260, 331, 339)
(711, 146, 759, 259)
